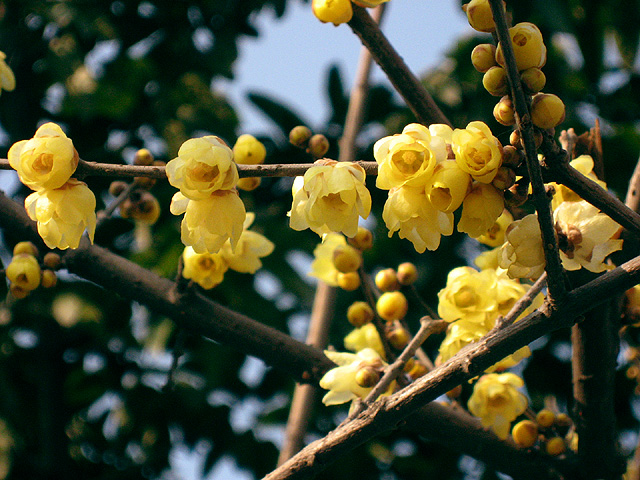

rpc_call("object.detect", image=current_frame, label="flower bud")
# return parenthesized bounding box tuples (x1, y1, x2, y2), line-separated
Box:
(41, 269, 58, 288)
(496, 22, 547, 71)
(375, 268, 399, 292)
(347, 301, 374, 327)
(545, 437, 566, 456)
(493, 96, 515, 126)
(307, 134, 330, 158)
(13, 241, 38, 256)
(376, 291, 408, 321)
(289, 125, 313, 148)
(482, 66, 509, 96)
(386, 323, 410, 350)
(348, 226, 373, 251)
(471, 43, 497, 72)
(396, 262, 418, 285)
(512, 420, 538, 448)
(509, 129, 521, 148)
(492, 166, 516, 191)
(337, 272, 361, 291)
(555, 413, 572, 428)
(109, 180, 128, 197)
(536, 409, 555, 428)
(501, 145, 522, 169)
(6, 253, 41, 291)
(134, 148, 154, 166)
(355, 366, 380, 388)
(233, 134, 266, 165)
(521, 67, 546, 94)
(531, 93, 565, 129)
(312, 0, 353, 26)
(462, 0, 499, 33)
(43, 252, 62, 270)
(332, 245, 362, 273)
(237, 177, 261, 191)
(9, 284, 29, 299)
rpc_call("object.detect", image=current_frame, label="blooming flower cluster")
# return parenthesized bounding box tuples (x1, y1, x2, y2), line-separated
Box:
(9, 123, 96, 249)
(375, 122, 505, 252)
(167, 136, 246, 254)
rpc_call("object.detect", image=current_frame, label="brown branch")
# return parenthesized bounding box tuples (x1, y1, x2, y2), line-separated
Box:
(488, 0, 567, 303)
(625, 154, 640, 213)
(495, 272, 547, 329)
(347, 6, 451, 127)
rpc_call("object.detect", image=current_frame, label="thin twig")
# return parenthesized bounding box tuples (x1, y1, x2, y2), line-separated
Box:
(495, 272, 547, 329)
(96, 180, 138, 230)
(625, 154, 640, 213)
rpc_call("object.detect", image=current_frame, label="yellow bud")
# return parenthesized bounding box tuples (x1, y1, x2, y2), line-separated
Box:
(482, 66, 509, 96)
(289, 125, 313, 148)
(555, 413, 572, 428)
(376, 291, 408, 321)
(312, 0, 353, 26)
(41, 269, 58, 288)
(471, 43, 497, 72)
(233, 134, 266, 165)
(521, 67, 546, 94)
(109, 180, 128, 197)
(531, 93, 565, 129)
(375, 268, 399, 292)
(496, 22, 547, 71)
(396, 262, 418, 286)
(386, 323, 410, 350)
(463, 0, 499, 33)
(536, 409, 555, 428)
(501, 145, 522, 169)
(347, 301, 374, 327)
(348, 226, 374, 251)
(307, 134, 330, 158)
(6, 254, 41, 291)
(545, 437, 566, 456)
(133, 148, 154, 166)
(355, 366, 380, 388)
(492, 166, 516, 191)
(237, 177, 261, 191)
(337, 272, 361, 291)
(493, 96, 515, 126)
(43, 252, 62, 270)
(512, 420, 538, 448)
(131, 192, 161, 225)
(13, 241, 38, 256)
(332, 245, 362, 273)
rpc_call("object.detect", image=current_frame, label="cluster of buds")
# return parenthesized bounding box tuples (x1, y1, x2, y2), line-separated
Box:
(511, 408, 575, 456)
(5, 242, 61, 299)
(311, 0, 389, 27)
(288, 125, 330, 159)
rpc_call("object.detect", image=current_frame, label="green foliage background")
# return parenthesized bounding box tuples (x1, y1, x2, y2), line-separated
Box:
(0, 0, 639, 479)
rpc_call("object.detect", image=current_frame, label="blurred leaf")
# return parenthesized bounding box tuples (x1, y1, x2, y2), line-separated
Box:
(247, 92, 310, 137)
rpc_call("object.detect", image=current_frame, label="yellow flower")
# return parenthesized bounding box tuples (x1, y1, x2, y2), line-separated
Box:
(374, 123, 447, 189)
(462, 0, 496, 33)
(382, 185, 454, 253)
(0, 51, 16, 93)
(344, 323, 386, 359)
(166, 136, 238, 200)
(498, 214, 545, 279)
(496, 22, 547, 72)
(549, 155, 606, 210)
(554, 200, 622, 272)
(474, 246, 501, 270)
(6, 254, 41, 291)
(427, 160, 471, 212)
(468, 373, 528, 439)
(182, 246, 229, 289)
(438, 266, 498, 327)
(457, 183, 504, 238)
(312, 0, 353, 26)
(220, 213, 274, 273)
(170, 190, 246, 254)
(233, 134, 266, 165)
(452, 121, 503, 184)
(476, 210, 513, 247)
(8, 122, 78, 191)
(309, 232, 347, 286)
(24, 179, 96, 250)
(319, 348, 387, 406)
(289, 160, 371, 238)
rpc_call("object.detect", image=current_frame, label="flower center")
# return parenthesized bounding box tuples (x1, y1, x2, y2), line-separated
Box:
(513, 32, 528, 47)
(189, 163, 220, 183)
(198, 256, 215, 269)
(322, 192, 347, 211)
(32, 153, 54, 174)
(393, 149, 424, 175)
(487, 391, 509, 408)
(468, 146, 490, 168)
(454, 286, 478, 308)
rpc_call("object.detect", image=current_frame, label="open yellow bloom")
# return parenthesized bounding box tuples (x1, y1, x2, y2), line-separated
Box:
(554, 200, 622, 272)
(452, 121, 502, 184)
(374, 123, 447, 190)
(0, 51, 15, 93)
(457, 183, 504, 238)
(24, 179, 96, 250)
(344, 323, 386, 359)
(498, 214, 546, 279)
(166, 136, 238, 200)
(496, 22, 546, 71)
(289, 160, 371, 238)
(182, 246, 229, 289)
(550, 155, 607, 210)
(427, 160, 471, 212)
(382, 185, 453, 253)
(220, 213, 274, 273)
(170, 190, 246, 254)
(9, 122, 78, 191)
(438, 266, 498, 327)
(308, 232, 347, 286)
(468, 373, 528, 439)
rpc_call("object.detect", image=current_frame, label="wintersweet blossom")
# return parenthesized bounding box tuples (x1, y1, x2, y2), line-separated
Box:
(496, 22, 546, 71)
(182, 247, 229, 289)
(451, 121, 503, 184)
(308, 233, 347, 286)
(6, 254, 41, 291)
(554, 200, 622, 272)
(498, 214, 546, 279)
(165, 136, 238, 200)
(549, 155, 607, 210)
(427, 160, 471, 213)
(220, 213, 274, 273)
(457, 183, 504, 238)
(382, 185, 454, 253)
(24, 179, 96, 249)
(476, 210, 513, 248)
(8, 122, 78, 191)
(170, 190, 246, 254)
(438, 266, 499, 327)
(468, 373, 528, 439)
(289, 160, 371, 238)
(344, 323, 386, 359)
(0, 51, 15, 94)
(319, 348, 388, 406)
(374, 123, 447, 189)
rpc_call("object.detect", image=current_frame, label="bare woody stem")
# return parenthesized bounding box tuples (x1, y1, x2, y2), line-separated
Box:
(495, 272, 547, 329)
(488, 0, 567, 303)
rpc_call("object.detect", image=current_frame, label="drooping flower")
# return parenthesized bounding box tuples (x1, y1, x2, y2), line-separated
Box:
(382, 185, 454, 253)
(170, 190, 246, 254)
(8, 122, 79, 191)
(308, 232, 347, 286)
(549, 155, 607, 210)
(451, 121, 503, 184)
(24, 179, 96, 250)
(6, 253, 41, 291)
(374, 123, 447, 190)
(468, 373, 528, 439)
(344, 323, 386, 359)
(182, 246, 229, 289)
(289, 159, 371, 238)
(220, 212, 274, 273)
(476, 210, 513, 247)
(457, 183, 504, 238)
(554, 200, 622, 272)
(498, 213, 546, 279)
(0, 51, 16, 94)
(427, 160, 472, 212)
(165, 136, 239, 200)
